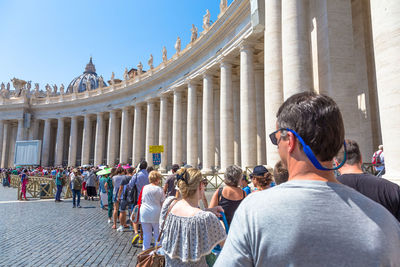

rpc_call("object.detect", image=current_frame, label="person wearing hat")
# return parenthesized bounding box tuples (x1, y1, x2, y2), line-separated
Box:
(250, 165, 273, 192)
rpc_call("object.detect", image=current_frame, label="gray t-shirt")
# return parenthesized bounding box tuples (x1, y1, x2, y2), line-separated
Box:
(215, 180, 400, 267)
(112, 175, 125, 197)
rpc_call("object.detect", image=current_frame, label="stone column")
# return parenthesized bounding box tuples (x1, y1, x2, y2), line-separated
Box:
(28, 119, 39, 140)
(202, 72, 215, 172)
(159, 95, 169, 172)
(41, 118, 52, 167)
(68, 116, 78, 167)
(240, 43, 257, 169)
(16, 119, 25, 141)
(265, 0, 284, 167)
(172, 90, 183, 165)
(282, 0, 313, 99)
(233, 74, 241, 166)
(220, 60, 234, 171)
(0, 121, 4, 166)
(81, 114, 92, 166)
(1, 122, 9, 168)
(255, 64, 266, 165)
(94, 112, 105, 166)
(370, 0, 400, 181)
(132, 105, 143, 165)
(54, 118, 65, 166)
(187, 81, 198, 168)
(120, 107, 131, 164)
(107, 110, 118, 167)
(145, 100, 156, 165)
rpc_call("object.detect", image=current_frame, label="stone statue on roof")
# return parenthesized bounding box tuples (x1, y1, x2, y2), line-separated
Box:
(137, 62, 143, 75)
(162, 46, 167, 62)
(6, 82, 10, 91)
(53, 84, 58, 94)
(203, 9, 210, 31)
(111, 72, 115, 85)
(124, 68, 129, 80)
(26, 81, 31, 92)
(34, 83, 39, 94)
(148, 54, 154, 69)
(175, 37, 181, 53)
(191, 24, 198, 43)
(1, 83, 4, 91)
(86, 79, 91, 90)
(45, 84, 51, 96)
(220, 0, 228, 14)
(99, 76, 104, 88)
(60, 84, 64, 95)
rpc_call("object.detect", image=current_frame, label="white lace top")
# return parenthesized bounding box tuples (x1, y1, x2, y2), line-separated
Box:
(159, 197, 226, 266)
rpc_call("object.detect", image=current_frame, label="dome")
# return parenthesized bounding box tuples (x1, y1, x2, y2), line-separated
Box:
(67, 57, 107, 93)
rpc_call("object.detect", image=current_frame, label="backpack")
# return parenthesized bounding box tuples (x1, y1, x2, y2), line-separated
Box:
(73, 176, 82, 190)
(372, 151, 383, 164)
(125, 174, 138, 205)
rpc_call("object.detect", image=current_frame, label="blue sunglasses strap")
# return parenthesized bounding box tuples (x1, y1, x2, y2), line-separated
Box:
(285, 129, 347, 171)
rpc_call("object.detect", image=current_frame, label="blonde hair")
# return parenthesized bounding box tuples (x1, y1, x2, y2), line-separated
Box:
(149, 170, 162, 184)
(176, 168, 203, 198)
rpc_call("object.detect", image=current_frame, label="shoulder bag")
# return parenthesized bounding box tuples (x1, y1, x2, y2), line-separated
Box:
(136, 198, 178, 267)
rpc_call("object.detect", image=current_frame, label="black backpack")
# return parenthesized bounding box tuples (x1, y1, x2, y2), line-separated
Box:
(125, 174, 138, 206)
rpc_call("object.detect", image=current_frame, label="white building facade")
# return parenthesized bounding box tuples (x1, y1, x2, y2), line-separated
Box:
(0, 0, 399, 183)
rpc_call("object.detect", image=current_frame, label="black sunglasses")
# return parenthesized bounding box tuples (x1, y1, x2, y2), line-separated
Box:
(269, 128, 287, 145)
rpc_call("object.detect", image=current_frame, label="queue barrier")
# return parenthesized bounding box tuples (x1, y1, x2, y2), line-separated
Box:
(10, 175, 72, 200)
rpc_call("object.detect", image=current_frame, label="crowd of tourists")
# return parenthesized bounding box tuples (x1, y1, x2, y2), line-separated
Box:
(1, 92, 400, 266)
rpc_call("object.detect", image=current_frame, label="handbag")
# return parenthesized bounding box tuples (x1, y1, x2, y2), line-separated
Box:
(130, 187, 144, 224)
(136, 198, 178, 267)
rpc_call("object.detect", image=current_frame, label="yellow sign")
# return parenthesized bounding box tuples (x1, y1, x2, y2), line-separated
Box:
(149, 145, 164, 153)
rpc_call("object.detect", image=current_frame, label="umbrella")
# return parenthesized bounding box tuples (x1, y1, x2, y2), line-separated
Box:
(123, 164, 131, 169)
(96, 168, 112, 176)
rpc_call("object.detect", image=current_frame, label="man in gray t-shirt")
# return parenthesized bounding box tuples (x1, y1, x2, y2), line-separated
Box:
(216, 92, 400, 266)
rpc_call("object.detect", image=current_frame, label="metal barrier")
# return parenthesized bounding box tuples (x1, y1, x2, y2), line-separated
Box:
(10, 175, 72, 200)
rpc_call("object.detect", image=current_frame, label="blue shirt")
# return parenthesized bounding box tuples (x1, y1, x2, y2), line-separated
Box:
(242, 186, 251, 195)
(128, 169, 149, 196)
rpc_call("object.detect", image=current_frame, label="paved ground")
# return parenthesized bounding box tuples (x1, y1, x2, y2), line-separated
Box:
(0, 185, 140, 267)
(0, 185, 217, 267)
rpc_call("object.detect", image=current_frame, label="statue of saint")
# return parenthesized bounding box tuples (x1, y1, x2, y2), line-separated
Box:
(34, 83, 39, 94)
(86, 79, 91, 90)
(1, 83, 5, 91)
(137, 62, 143, 75)
(6, 82, 10, 91)
(203, 9, 210, 31)
(220, 0, 228, 14)
(175, 37, 181, 53)
(53, 84, 58, 94)
(111, 72, 115, 85)
(191, 24, 198, 43)
(162, 46, 167, 62)
(26, 81, 31, 92)
(99, 76, 104, 88)
(45, 84, 51, 96)
(148, 54, 154, 69)
(123, 68, 129, 80)
(60, 84, 64, 94)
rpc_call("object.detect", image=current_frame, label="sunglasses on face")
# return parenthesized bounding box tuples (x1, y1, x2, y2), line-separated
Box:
(269, 127, 347, 171)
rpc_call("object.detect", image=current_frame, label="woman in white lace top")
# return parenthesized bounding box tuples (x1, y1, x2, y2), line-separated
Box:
(159, 168, 226, 266)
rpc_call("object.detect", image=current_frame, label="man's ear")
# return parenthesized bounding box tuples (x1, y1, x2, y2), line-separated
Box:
(287, 132, 296, 153)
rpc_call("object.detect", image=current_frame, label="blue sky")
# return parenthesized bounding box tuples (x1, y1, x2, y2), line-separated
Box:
(0, 0, 232, 88)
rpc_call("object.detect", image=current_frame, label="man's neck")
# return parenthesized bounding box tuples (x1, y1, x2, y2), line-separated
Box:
(287, 160, 338, 183)
(338, 164, 364, 175)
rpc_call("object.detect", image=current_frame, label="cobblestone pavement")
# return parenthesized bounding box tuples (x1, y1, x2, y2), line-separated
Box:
(0, 186, 140, 267)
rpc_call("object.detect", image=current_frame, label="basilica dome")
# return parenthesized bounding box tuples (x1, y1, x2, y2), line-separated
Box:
(67, 57, 107, 93)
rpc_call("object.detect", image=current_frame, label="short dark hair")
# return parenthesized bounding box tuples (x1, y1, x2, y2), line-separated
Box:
(273, 161, 289, 185)
(139, 160, 148, 170)
(171, 164, 180, 173)
(116, 167, 125, 174)
(336, 139, 361, 165)
(277, 92, 344, 161)
(127, 167, 135, 174)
